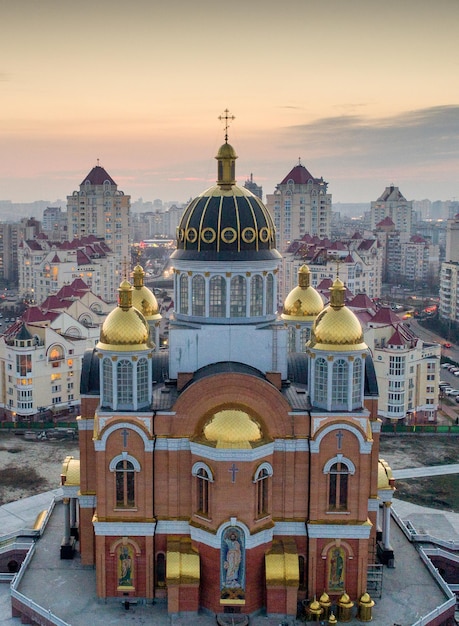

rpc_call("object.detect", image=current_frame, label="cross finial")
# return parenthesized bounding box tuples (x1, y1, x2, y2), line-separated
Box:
(97, 158, 100, 166)
(298, 156, 302, 166)
(122, 256, 129, 280)
(218, 108, 235, 143)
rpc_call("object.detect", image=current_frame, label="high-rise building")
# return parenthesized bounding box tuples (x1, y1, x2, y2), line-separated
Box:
(369, 186, 414, 234)
(68, 133, 387, 618)
(266, 163, 332, 253)
(67, 165, 130, 272)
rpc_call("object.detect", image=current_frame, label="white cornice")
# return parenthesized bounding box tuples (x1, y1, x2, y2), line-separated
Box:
(94, 521, 156, 536)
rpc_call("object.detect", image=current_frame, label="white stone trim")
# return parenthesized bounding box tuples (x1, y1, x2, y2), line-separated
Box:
(94, 422, 154, 451)
(79, 495, 96, 508)
(155, 438, 190, 451)
(378, 489, 394, 502)
(307, 523, 372, 539)
(273, 522, 307, 536)
(189, 441, 274, 462)
(273, 439, 309, 452)
(191, 461, 214, 481)
(93, 521, 156, 536)
(371, 420, 382, 433)
(155, 520, 190, 535)
(323, 454, 356, 475)
(367, 498, 380, 511)
(78, 419, 94, 431)
(62, 485, 79, 498)
(98, 415, 152, 435)
(310, 422, 372, 454)
(253, 462, 273, 481)
(109, 452, 141, 472)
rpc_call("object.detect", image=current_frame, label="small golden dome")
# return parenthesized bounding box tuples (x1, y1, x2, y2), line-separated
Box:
(216, 142, 237, 160)
(319, 591, 331, 605)
(309, 278, 367, 351)
(282, 265, 324, 320)
(309, 599, 321, 610)
(203, 409, 262, 448)
(97, 280, 152, 351)
(378, 459, 395, 490)
(338, 592, 353, 607)
(132, 265, 161, 319)
(61, 456, 80, 486)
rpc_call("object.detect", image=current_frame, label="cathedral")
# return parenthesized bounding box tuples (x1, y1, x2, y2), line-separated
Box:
(62, 125, 389, 619)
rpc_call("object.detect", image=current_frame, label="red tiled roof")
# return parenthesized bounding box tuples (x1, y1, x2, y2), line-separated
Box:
(77, 249, 91, 265)
(70, 278, 90, 291)
(388, 328, 405, 346)
(348, 293, 375, 310)
(376, 216, 395, 228)
(80, 165, 116, 187)
(280, 164, 318, 185)
(370, 307, 401, 325)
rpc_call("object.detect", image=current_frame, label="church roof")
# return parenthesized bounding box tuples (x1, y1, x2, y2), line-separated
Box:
(280, 163, 319, 185)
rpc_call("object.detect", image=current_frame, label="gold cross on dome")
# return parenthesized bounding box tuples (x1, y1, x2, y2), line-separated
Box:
(218, 108, 235, 142)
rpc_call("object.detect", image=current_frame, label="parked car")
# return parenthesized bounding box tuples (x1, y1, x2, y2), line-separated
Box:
(441, 387, 453, 394)
(447, 389, 459, 396)
(444, 342, 453, 348)
(441, 363, 452, 369)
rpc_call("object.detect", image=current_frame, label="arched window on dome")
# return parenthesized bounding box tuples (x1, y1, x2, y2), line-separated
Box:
(192, 462, 213, 518)
(250, 275, 263, 316)
(192, 275, 205, 316)
(230, 275, 246, 317)
(117, 359, 133, 408)
(102, 357, 113, 406)
(315, 357, 328, 405)
(300, 327, 311, 351)
(179, 274, 188, 315)
(266, 274, 274, 314)
(332, 359, 348, 408)
(352, 357, 363, 407)
(209, 275, 226, 317)
(137, 358, 149, 405)
(156, 553, 166, 588)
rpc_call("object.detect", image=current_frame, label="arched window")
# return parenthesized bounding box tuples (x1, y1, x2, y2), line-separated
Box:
(192, 275, 205, 316)
(352, 357, 362, 406)
(179, 274, 188, 314)
(117, 360, 133, 408)
(327, 462, 350, 511)
(332, 359, 348, 406)
(230, 275, 246, 317)
(254, 463, 272, 518)
(115, 459, 135, 508)
(298, 555, 306, 589)
(103, 357, 113, 405)
(250, 275, 263, 316)
(137, 358, 148, 405)
(315, 358, 328, 404)
(266, 274, 274, 314)
(197, 467, 210, 516)
(209, 276, 226, 317)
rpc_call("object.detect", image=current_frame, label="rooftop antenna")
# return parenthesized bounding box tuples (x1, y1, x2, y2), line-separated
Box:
(122, 256, 129, 280)
(298, 156, 302, 166)
(218, 108, 235, 143)
(97, 158, 100, 166)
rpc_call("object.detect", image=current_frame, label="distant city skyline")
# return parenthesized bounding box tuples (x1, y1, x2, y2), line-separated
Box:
(1, 1, 459, 204)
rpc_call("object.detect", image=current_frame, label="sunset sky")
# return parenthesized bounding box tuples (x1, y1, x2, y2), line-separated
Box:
(1, 0, 459, 205)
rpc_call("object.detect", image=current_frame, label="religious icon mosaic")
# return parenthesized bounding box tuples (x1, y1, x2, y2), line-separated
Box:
(220, 526, 245, 602)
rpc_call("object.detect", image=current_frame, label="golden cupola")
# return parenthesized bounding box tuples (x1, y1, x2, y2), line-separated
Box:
(282, 265, 324, 320)
(202, 409, 263, 449)
(309, 277, 367, 351)
(97, 280, 153, 351)
(131, 265, 161, 321)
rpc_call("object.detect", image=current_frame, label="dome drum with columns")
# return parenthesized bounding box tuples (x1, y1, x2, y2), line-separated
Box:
(74, 114, 389, 620)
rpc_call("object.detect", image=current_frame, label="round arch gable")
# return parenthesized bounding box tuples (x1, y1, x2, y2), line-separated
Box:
(94, 421, 154, 452)
(310, 422, 372, 454)
(171, 372, 292, 438)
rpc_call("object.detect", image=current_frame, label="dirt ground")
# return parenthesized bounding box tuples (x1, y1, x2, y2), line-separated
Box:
(0, 432, 79, 506)
(0, 432, 458, 512)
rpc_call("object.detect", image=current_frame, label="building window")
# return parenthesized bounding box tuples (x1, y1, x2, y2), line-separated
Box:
(352, 358, 362, 406)
(117, 360, 133, 408)
(103, 358, 113, 405)
(16, 354, 32, 377)
(115, 460, 135, 508)
(299, 328, 310, 352)
(156, 553, 166, 588)
(389, 355, 405, 376)
(209, 276, 226, 317)
(137, 358, 148, 404)
(266, 274, 274, 314)
(327, 462, 350, 511)
(332, 359, 348, 406)
(179, 274, 188, 314)
(250, 275, 263, 316)
(197, 467, 210, 516)
(230, 275, 246, 317)
(288, 326, 296, 352)
(255, 468, 269, 517)
(192, 275, 205, 316)
(315, 357, 328, 404)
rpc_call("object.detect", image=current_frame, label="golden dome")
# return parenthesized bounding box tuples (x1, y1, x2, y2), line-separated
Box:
(216, 142, 237, 160)
(131, 265, 161, 320)
(282, 265, 324, 320)
(61, 456, 80, 486)
(309, 278, 367, 351)
(97, 280, 152, 351)
(378, 459, 395, 490)
(309, 599, 321, 610)
(203, 409, 262, 448)
(359, 592, 374, 606)
(319, 591, 331, 605)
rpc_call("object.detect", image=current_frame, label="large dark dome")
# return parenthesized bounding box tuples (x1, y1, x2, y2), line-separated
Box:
(171, 142, 280, 262)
